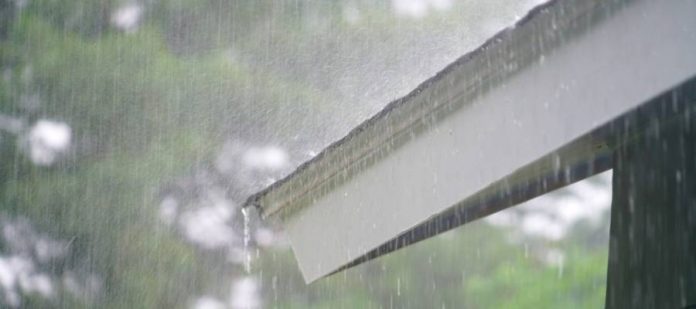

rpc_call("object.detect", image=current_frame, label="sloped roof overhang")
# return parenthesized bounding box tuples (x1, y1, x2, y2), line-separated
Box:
(245, 0, 696, 282)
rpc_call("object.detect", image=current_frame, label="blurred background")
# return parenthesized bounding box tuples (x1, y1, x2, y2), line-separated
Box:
(0, 0, 610, 307)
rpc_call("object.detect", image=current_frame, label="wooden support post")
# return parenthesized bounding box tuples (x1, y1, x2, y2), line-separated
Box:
(606, 87, 696, 308)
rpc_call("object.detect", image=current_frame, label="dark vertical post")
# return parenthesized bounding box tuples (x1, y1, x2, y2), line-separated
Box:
(606, 87, 696, 308)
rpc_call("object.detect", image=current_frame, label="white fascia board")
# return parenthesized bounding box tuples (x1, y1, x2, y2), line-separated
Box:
(245, 0, 696, 282)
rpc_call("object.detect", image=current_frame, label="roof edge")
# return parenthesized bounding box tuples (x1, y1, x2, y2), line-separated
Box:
(243, 0, 627, 219)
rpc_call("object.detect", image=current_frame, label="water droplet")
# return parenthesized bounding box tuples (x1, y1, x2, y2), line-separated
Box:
(241, 207, 252, 274)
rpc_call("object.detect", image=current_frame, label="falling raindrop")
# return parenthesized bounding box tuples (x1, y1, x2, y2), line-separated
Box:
(242, 207, 251, 274)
